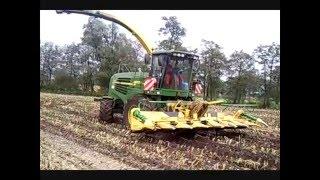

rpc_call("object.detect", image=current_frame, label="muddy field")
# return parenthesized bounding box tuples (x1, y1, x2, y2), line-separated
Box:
(40, 92, 280, 170)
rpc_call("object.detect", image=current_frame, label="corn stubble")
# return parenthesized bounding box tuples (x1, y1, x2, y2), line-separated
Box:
(40, 93, 280, 170)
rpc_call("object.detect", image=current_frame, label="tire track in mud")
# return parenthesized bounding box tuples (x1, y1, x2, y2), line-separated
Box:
(41, 120, 162, 170)
(203, 129, 280, 150)
(40, 93, 280, 170)
(42, 105, 279, 169)
(137, 134, 246, 170)
(192, 135, 279, 168)
(42, 107, 279, 169)
(41, 115, 232, 170)
(47, 104, 280, 150)
(41, 111, 224, 170)
(41, 110, 238, 169)
(41, 133, 95, 170)
(167, 136, 278, 169)
(41, 145, 94, 170)
(41, 130, 137, 170)
(201, 131, 280, 158)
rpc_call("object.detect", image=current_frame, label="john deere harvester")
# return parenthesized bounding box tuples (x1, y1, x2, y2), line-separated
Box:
(56, 10, 267, 133)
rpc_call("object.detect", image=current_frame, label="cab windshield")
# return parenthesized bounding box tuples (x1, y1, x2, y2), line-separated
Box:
(152, 54, 194, 90)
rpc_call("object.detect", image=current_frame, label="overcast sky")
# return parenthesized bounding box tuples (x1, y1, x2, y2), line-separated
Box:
(40, 10, 280, 58)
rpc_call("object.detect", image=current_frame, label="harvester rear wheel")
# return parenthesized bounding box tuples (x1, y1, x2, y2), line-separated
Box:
(123, 96, 155, 130)
(99, 99, 114, 123)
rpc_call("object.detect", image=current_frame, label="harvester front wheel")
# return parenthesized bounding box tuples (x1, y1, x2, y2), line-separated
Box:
(99, 99, 114, 123)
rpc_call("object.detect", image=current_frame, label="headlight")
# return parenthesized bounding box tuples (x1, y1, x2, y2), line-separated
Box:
(173, 53, 185, 57)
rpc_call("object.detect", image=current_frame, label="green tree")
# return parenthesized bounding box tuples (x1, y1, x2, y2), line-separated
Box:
(226, 50, 255, 103)
(158, 16, 186, 51)
(253, 42, 280, 107)
(77, 44, 96, 92)
(81, 17, 145, 93)
(96, 30, 145, 92)
(270, 65, 280, 103)
(200, 40, 227, 100)
(63, 43, 81, 78)
(244, 69, 261, 99)
(81, 17, 110, 62)
(53, 69, 78, 89)
(40, 42, 62, 85)
(81, 17, 111, 92)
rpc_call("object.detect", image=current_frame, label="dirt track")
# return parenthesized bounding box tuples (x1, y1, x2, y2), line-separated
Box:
(40, 92, 280, 170)
(40, 130, 137, 170)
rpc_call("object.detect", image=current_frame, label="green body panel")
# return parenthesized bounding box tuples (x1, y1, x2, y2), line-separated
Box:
(108, 71, 148, 103)
(107, 71, 194, 104)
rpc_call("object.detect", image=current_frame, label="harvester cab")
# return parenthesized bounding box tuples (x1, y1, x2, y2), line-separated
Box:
(56, 10, 268, 133)
(144, 50, 201, 98)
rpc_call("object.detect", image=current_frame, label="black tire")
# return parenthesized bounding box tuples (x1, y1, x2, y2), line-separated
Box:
(113, 99, 124, 114)
(99, 99, 114, 123)
(123, 96, 155, 129)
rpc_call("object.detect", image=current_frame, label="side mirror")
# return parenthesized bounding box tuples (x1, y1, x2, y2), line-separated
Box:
(144, 54, 151, 65)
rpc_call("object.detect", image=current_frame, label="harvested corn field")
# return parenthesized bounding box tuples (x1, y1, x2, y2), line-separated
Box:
(40, 92, 280, 170)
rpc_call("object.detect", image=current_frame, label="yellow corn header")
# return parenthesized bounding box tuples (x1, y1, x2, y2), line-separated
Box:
(128, 100, 267, 132)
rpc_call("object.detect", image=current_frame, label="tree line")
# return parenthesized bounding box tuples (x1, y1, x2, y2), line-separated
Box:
(40, 15, 280, 108)
(41, 17, 146, 95)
